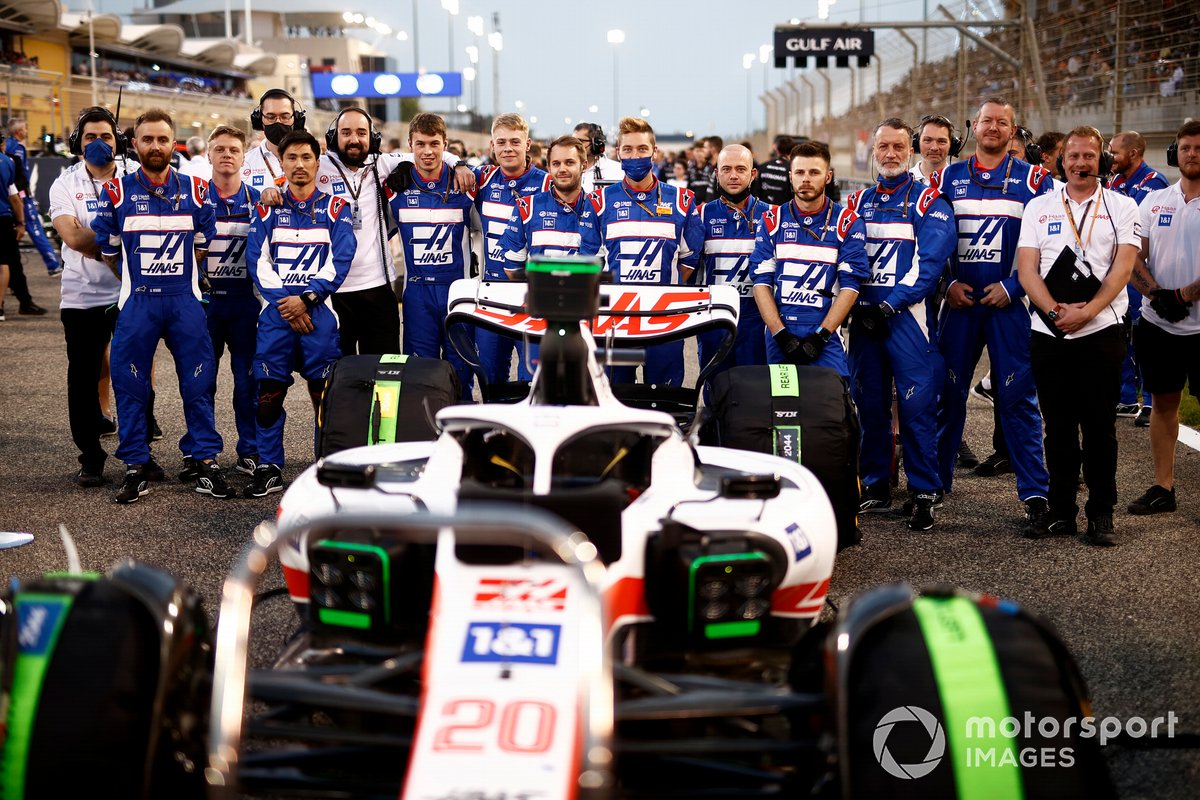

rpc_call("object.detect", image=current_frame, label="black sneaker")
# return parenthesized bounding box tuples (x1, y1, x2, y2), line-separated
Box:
(1021, 497, 1050, 537)
(114, 466, 150, 504)
(196, 461, 235, 499)
(244, 464, 285, 498)
(970, 380, 996, 405)
(0, 304, 5, 321)
(958, 440, 980, 469)
(974, 452, 1013, 477)
(179, 457, 205, 483)
(858, 482, 892, 513)
(1134, 406, 1151, 428)
(1022, 515, 1076, 539)
(1115, 402, 1140, 417)
(1127, 484, 1176, 515)
(142, 458, 166, 482)
(897, 489, 945, 515)
(1080, 516, 1117, 547)
(98, 415, 117, 437)
(18, 303, 47, 316)
(906, 494, 937, 531)
(234, 456, 258, 476)
(76, 465, 110, 488)
(151, 418, 163, 441)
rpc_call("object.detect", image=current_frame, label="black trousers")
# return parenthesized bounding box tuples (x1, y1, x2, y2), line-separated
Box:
(1030, 326, 1125, 521)
(0, 216, 32, 305)
(62, 305, 118, 471)
(332, 283, 401, 356)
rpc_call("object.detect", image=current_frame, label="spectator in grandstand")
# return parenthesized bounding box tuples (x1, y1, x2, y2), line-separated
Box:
(910, 114, 960, 184)
(49, 107, 136, 487)
(6, 118, 62, 276)
(573, 122, 623, 194)
(936, 98, 1053, 537)
(849, 119, 957, 529)
(580, 116, 704, 387)
(1018, 126, 1140, 545)
(750, 140, 866, 379)
(1126, 120, 1200, 518)
(180, 136, 211, 181)
(753, 134, 794, 205)
(697, 144, 770, 375)
(1108, 130, 1171, 427)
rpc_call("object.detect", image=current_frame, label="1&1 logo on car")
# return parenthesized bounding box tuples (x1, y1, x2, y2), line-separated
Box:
(462, 622, 561, 665)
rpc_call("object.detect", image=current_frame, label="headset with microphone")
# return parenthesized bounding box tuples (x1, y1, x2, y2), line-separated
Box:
(577, 122, 606, 159)
(912, 114, 964, 159)
(250, 88, 307, 132)
(1167, 141, 1179, 168)
(324, 106, 382, 158)
(68, 106, 128, 156)
(1056, 132, 1115, 182)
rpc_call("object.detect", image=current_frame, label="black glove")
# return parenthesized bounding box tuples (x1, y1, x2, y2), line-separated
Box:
(384, 163, 413, 194)
(1149, 288, 1191, 323)
(774, 327, 829, 365)
(855, 301, 896, 339)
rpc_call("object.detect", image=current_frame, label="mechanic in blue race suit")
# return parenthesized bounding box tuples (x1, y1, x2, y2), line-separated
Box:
(91, 108, 228, 504)
(1107, 131, 1171, 421)
(179, 126, 262, 483)
(751, 139, 868, 378)
(499, 135, 593, 379)
(5, 118, 61, 275)
(846, 118, 957, 531)
(245, 130, 355, 497)
(384, 113, 477, 400)
(579, 116, 704, 387)
(698, 143, 770, 375)
(935, 98, 1052, 534)
(472, 113, 550, 384)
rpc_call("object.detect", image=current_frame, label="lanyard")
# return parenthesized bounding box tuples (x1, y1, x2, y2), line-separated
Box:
(551, 187, 584, 215)
(621, 179, 663, 218)
(283, 190, 318, 225)
(872, 175, 917, 213)
(330, 156, 366, 206)
(135, 169, 182, 212)
(969, 154, 1013, 195)
(85, 165, 116, 202)
(217, 184, 251, 219)
(261, 145, 287, 188)
(791, 197, 833, 241)
(1061, 189, 1100, 258)
(720, 196, 760, 231)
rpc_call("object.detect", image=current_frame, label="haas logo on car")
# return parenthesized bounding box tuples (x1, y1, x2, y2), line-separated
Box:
(475, 290, 709, 337)
(474, 578, 568, 612)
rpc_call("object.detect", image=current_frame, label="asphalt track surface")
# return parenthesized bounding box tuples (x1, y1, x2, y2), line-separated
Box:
(2, 264, 1198, 798)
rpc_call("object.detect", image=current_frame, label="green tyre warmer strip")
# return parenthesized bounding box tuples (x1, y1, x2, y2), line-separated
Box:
(768, 364, 803, 461)
(912, 596, 1023, 800)
(370, 354, 409, 444)
(2, 593, 76, 798)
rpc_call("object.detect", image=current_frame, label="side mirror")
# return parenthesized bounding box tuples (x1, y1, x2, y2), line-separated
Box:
(719, 474, 781, 500)
(316, 460, 377, 489)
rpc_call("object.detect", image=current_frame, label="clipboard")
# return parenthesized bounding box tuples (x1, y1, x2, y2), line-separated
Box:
(1034, 246, 1102, 337)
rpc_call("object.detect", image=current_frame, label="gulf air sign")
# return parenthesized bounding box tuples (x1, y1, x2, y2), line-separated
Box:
(773, 27, 874, 68)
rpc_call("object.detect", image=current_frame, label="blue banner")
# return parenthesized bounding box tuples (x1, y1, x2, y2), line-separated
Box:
(310, 71, 462, 99)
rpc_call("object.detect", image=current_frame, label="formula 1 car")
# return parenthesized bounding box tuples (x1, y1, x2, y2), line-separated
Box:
(204, 259, 841, 798)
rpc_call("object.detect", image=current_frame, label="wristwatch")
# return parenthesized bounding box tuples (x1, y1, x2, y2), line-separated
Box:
(301, 291, 320, 310)
(816, 327, 833, 343)
(1046, 307, 1060, 322)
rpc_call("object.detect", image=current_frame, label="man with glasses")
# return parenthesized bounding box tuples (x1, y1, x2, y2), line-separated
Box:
(244, 89, 306, 201)
(935, 97, 1054, 536)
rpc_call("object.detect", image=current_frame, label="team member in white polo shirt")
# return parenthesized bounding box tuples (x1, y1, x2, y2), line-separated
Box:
(49, 106, 138, 487)
(1018, 125, 1141, 546)
(1125, 120, 1200, 517)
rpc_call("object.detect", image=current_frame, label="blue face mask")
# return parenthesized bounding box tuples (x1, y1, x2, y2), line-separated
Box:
(84, 138, 114, 167)
(622, 156, 654, 182)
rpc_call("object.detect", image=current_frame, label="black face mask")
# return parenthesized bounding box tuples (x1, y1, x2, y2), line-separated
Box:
(264, 122, 291, 146)
(718, 184, 752, 205)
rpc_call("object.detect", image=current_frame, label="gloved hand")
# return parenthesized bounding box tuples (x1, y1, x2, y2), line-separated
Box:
(855, 301, 896, 339)
(384, 163, 413, 194)
(1149, 288, 1191, 323)
(774, 327, 829, 365)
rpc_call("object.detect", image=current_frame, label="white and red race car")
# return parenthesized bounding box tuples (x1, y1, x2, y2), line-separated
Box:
(206, 260, 840, 798)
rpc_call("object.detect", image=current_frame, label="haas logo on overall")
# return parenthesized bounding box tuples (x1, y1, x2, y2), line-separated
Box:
(135, 231, 189, 275)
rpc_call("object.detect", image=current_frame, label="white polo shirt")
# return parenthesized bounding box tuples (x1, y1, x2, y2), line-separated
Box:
(1139, 181, 1200, 335)
(49, 159, 133, 309)
(1018, 184, 1140, 339)
(581, 156, 624, 194)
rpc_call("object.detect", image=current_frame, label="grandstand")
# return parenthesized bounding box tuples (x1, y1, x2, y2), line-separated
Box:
(763, 0, 1198, 181)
